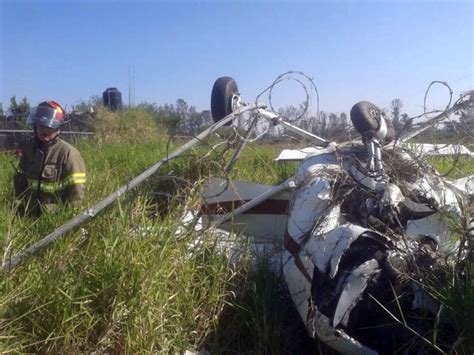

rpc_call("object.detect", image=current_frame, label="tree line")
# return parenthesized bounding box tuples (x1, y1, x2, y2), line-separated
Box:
(5, 95, 468, 142)
(0, 96, 31, 129)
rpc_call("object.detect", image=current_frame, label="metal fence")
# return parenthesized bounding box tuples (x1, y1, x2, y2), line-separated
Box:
(0, 130, 94, 151)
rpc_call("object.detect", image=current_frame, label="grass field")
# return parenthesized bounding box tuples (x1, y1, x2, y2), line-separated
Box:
(0, 108, 472, 353)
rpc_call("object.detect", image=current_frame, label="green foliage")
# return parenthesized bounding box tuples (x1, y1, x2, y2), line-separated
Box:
(430, 156, 474, 179)
(204, 258, 327, 354)
(231, 144, 297, 184)
(81, 95, 102, 109)
(137, 99, 212, 136)
(91, 106, 166, 144)
(0, 201, 239, 352)
(7, 96, 30, 128)
(143, 102, 181, 136)
(427, 264, 474, 354)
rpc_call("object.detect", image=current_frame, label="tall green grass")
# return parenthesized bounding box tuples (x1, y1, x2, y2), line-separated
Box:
(0, 108, 312, 353)
(0, 202, 241, 352)
(0, 109, 231, 352)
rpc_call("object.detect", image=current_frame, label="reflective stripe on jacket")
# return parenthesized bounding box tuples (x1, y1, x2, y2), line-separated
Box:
(27, 172, 86, 192)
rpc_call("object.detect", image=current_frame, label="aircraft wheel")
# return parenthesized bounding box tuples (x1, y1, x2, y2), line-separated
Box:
(211, 76, 239, 123)
(350, 101, 395, 143)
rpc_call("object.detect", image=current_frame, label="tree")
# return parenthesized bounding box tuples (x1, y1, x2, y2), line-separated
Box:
(0, 102, 4, 117)
(400, 113, 413, 133)
(175, 98, 205, 134)
(459, 99, 474, 134)
(278, 105, 302, 121)
(156, 103, 180, 135)
(390, 99, 404, 135)
(73, 95, 101, 113)
(340, 112, 348, 127)
(313, 111, 327, 137)
(175, 98, 190, 121)
(187, 110, 212, 135)
(328, 112, 339, 125)
(148, 99, 209, 136)
(9, 96, 30, 122)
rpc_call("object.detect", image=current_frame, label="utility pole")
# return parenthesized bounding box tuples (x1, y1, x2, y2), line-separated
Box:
(128, 66, 131, 107)
(132, 65, 135, 106)
(128, 65, 136, 106)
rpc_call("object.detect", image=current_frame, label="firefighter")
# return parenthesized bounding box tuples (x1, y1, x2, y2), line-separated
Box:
(13, 100, 86, 216)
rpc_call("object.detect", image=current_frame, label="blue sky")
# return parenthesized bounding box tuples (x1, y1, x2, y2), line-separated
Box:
(0, 0, 472, 117)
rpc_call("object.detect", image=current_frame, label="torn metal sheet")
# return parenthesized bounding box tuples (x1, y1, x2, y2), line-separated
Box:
(304, 224, 384, 279)
(286, 177, 334, 240)
(332, 259, 380, 328)
(311, 309, 378, 355)
(275, 145, 337, 162)
(406, 212, 460, 256)
(449, 175, 474, 195)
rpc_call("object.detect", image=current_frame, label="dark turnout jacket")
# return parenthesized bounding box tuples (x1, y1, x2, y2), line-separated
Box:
(14, 137, 86, 215)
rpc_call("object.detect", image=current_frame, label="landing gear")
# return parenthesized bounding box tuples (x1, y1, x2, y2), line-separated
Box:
(210, 77, 239, 124)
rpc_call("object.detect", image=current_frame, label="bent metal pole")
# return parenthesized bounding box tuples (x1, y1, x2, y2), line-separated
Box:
(2, 103, 260, 273)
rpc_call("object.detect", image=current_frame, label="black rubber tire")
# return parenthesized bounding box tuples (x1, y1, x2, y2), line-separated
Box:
(211, 77, 239, 123)
(350, 101, 395, 143)
(350, 101, 382, 135)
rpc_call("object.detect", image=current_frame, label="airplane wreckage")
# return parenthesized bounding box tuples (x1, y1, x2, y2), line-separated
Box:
(3, 74, 474, 354)
(200, 77, 474, 354)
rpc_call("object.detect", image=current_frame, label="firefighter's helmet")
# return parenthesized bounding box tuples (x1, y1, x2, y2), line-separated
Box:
(27, 100, 67, 129)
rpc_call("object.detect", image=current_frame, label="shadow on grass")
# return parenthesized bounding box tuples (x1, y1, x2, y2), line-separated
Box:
(201, 258, 333, 355)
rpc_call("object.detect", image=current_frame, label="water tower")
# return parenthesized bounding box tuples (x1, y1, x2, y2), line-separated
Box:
(102, 88, 123, 111)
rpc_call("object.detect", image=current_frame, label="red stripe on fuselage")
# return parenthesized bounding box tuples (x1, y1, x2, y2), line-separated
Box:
(284, 232, 311, 283)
